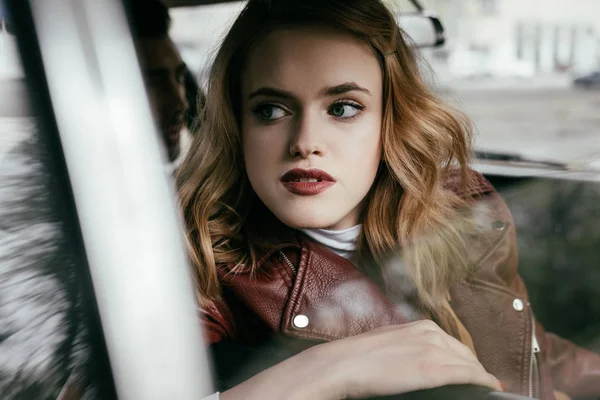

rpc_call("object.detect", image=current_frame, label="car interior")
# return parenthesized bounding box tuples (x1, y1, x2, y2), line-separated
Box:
(1, 0, 599, 399)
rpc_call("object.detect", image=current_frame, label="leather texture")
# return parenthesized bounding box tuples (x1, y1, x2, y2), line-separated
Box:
(202, 171, 600, 400)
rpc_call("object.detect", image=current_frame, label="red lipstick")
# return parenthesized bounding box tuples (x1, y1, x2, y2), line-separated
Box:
(280, 168, 336, 196)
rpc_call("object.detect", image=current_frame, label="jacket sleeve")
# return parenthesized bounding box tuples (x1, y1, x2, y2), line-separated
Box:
(511, 271, 600, 398)
(489, 185, 600, 397)
(534, 314, 600, 398)
(482, 180, 600, 398)
(200, 299, 237, 345)
(461, 171, 600, 398)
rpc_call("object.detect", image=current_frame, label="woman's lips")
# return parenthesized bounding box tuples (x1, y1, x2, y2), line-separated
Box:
(280, 168, 336, 196)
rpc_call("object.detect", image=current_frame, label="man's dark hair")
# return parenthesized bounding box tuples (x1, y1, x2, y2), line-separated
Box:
(125, 0, 171, 39)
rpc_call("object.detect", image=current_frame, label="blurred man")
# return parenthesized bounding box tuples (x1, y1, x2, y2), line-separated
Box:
(127, 0, 192, 163)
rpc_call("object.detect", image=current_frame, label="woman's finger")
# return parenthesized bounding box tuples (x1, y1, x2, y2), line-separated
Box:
(438, 365, 503, 392)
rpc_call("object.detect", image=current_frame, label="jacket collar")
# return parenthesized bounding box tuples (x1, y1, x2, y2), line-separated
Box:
(220, 233, 413, 341)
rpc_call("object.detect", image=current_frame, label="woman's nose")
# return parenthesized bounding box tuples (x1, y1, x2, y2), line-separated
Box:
(288, 112, 326, 158)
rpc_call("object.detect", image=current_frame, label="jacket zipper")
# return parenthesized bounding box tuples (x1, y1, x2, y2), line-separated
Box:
(279, 250, 297, 275)
(528, 313, 541, 398)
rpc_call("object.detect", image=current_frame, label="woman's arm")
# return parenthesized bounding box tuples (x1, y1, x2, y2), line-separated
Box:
(213, 321, 502, 400)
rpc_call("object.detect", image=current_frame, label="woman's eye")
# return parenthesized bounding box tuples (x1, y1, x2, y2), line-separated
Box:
(328, 102, 363, 119)
(253, 104, 287, 121)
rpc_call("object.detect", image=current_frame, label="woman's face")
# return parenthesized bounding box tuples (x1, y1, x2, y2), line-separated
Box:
(241, 26, 383, 230)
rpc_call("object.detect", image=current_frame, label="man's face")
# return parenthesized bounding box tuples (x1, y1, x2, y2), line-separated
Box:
(135, 37, 188, 162)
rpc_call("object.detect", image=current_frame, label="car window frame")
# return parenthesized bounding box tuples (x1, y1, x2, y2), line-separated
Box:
(5, 0, 214, 398)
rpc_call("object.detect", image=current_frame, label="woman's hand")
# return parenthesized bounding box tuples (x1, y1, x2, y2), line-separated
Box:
(323, 320, 502, 398)
(221, 320, 502, 400)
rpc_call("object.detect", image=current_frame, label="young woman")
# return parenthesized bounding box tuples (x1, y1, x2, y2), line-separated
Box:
(177, 0, 600, 399)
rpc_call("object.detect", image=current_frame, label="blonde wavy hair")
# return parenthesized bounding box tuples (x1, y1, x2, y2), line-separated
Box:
(177, 0, 477, 320)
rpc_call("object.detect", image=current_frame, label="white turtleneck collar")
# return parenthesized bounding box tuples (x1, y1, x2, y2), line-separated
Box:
(300, 225, 362, 261)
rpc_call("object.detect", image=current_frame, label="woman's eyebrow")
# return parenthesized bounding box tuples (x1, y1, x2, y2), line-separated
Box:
(248, 87, 295, 100)
(319, 82, 371, 97)
(248, 82, 371, 100)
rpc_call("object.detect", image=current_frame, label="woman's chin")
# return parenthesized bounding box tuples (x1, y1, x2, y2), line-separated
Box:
(261, 196, 360, 231)
(274, 211, 356, 231)
(276, 213, 339, 231)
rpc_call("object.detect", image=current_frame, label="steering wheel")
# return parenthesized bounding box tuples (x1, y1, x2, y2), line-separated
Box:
(368, 385, 531, 399)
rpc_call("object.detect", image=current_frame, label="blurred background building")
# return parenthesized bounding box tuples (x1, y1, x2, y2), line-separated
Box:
(411, 0, 600, 83)
(167, 1, 600, 88)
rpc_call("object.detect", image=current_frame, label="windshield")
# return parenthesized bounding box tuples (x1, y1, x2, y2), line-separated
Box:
(166, 3, 600, 396)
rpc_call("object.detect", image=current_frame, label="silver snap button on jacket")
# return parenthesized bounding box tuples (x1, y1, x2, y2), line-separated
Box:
(512, 298, 524, 311)
(293, 315, 310, 328)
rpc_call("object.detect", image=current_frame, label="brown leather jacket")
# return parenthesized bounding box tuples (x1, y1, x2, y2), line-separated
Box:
(202, 172, 600, 400)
